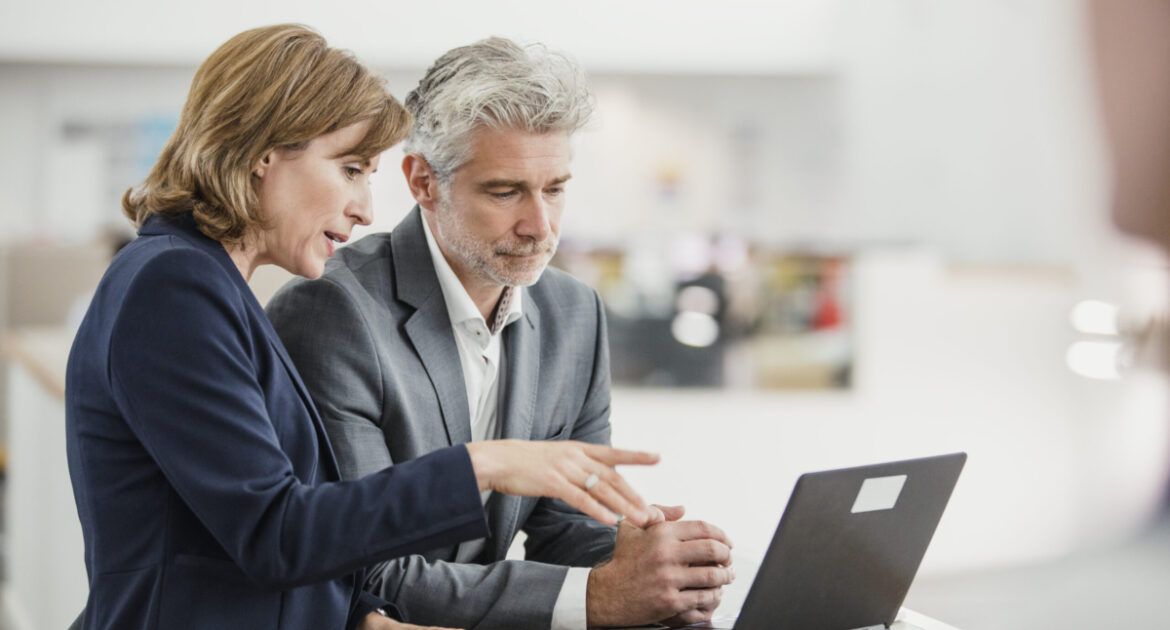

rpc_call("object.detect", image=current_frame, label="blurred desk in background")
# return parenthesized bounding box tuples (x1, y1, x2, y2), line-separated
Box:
(3, 327, 87, 630)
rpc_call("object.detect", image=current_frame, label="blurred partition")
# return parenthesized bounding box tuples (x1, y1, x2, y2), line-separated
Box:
(4, 328, 86, 630)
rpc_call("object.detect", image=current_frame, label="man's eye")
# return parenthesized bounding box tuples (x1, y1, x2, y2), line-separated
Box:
(490, 190, 517, 199)
(545, 187, 564, 196)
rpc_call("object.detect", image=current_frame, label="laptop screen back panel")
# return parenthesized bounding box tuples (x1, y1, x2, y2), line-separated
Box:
(734, 453, 966, 630)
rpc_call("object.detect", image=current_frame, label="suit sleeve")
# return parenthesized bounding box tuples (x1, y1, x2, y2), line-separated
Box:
(522, 289, 618, 567)
(107, 249, 487, 590)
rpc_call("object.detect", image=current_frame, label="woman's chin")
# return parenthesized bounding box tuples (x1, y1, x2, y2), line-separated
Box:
(281, 258, 325, 280)
(300, 264, 325, 280)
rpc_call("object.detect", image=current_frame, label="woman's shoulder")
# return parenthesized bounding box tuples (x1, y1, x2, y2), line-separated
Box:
(102, 233, 245, 316)
(114, 233, 226, 281)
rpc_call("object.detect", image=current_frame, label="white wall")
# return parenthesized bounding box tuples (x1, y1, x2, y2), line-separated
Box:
(839, 0, 1111, 266)
(0, 0, 840, 74)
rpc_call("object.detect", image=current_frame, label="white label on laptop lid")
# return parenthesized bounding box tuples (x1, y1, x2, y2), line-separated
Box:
(851, 474, 907, 513)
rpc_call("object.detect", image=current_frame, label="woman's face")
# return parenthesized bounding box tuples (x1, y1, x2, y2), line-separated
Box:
(253, 121, 379, 279)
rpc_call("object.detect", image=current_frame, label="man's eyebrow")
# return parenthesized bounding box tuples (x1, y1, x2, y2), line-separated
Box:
(477, 179, 528, 190)
(477, 174, 573, 190)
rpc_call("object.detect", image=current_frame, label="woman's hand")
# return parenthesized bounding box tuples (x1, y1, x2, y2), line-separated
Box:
(465, 440, 659, 528)
(357, 612, 460, 630)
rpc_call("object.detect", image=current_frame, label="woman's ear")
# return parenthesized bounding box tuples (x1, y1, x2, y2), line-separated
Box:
(253, 151, 275, 179)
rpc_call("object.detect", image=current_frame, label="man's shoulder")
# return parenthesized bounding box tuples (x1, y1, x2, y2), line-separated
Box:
(527, 265, 598, 311)
(324, 231, 396, 280)
(267, 231, 396, 319)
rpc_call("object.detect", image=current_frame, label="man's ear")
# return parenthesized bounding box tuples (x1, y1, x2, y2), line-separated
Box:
(253, 150, 275, 179)
(402, 154, 441, 211)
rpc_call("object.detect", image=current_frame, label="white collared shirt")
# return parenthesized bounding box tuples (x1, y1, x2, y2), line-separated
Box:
(421, 217, 589, 630)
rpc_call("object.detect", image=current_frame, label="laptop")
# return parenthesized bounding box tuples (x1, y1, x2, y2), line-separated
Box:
(690, 452, 966, 630)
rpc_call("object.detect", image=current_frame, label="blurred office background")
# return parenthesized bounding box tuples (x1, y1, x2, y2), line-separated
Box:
(1, 1, 1168, 628)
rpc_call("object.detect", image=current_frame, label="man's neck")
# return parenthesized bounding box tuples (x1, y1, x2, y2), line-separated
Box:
(421, 210, 509, 323)
(461, 274, 506, 324)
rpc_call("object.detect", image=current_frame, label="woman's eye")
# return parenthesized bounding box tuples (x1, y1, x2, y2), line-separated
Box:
(344, 166, 363, 180)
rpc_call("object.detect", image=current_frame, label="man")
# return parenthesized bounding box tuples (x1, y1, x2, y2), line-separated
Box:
(267, 37, 734, 630)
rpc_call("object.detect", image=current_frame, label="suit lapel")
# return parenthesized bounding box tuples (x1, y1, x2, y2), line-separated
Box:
(392, 207, 473, 446)
(487, 302, 542, 558)
(499, 304, 541, 441)
(403, 295, 473, 445)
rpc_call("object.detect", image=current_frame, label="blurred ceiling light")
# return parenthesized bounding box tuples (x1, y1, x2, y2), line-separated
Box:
(1066, 341, 1123, 380)
(671, 311, 720, 348)
(1069, 299, 1121, 336)
(675, 285, 720, 316)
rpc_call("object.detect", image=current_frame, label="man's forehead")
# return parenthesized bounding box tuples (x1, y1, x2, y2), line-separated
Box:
(468, 127, 570, 159)
(459, 128, 573, 182)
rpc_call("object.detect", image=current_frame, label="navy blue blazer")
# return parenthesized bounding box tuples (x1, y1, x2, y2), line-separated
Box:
(65, 213, 489, 630)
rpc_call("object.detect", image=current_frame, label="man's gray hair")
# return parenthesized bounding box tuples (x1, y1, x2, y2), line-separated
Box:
(403, 37, 593, 178)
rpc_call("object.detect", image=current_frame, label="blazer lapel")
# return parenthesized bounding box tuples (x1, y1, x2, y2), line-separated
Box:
(499, 304, 541, 441)
(392, 207, 473, 446)
(403, 295, 473, 445)
(487, 301, 542, 558)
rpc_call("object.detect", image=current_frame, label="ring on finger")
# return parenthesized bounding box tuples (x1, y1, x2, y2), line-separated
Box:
(584, 472, 600, 491)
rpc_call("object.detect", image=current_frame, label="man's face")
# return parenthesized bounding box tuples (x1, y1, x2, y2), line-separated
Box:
(431, 128, 571, 288)
(1091, 0, 1170, 253)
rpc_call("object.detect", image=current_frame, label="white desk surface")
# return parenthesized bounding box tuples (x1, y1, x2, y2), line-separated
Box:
(894, 607, 959, 630)
(611, 607, 956, 630)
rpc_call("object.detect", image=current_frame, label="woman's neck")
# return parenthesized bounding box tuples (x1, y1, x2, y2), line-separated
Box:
(223, 234, 267, 282)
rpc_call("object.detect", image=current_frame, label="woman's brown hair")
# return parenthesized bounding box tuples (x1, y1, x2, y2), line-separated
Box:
(123, 24, 409, 244)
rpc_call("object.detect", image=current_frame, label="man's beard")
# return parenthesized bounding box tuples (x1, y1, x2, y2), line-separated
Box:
(434, 197, 558, 288)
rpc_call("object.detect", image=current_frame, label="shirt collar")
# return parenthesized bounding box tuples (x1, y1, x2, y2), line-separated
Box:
(421, 212, 523, 334)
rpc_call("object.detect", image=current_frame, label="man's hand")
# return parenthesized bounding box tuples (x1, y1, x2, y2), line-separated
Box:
(357, 612, 460, 630)
(586, 505, 735, 627)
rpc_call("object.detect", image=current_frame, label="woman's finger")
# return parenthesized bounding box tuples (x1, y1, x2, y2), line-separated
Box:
(581, 469, 650, 527)
(596, 464, 650, 518)
(579, 443, 660, 467)
(577, 461, 652, 526)
(557, 479, 619, 526)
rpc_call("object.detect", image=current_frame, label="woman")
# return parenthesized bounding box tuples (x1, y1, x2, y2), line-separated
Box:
(65, 24, 656, 630)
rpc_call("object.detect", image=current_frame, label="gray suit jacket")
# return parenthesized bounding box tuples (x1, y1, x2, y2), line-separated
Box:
(266, 207, 617, 630)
